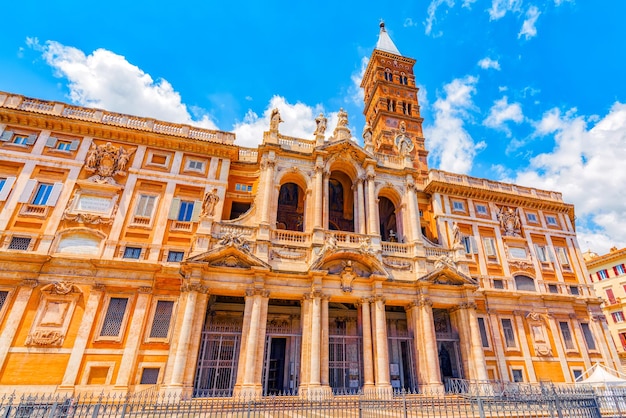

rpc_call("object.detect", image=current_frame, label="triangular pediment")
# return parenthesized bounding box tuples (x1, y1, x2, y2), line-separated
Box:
(319, 139, 373, 163)
(186, 244, 271, 270)
(310, 248, 391, 279)
(419, 264, 476, 286)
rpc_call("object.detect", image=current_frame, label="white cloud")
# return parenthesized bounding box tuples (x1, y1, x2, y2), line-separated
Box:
(424, 76, 485, 174)
(488, 0, 523, 20)
(519, 6, 541, 39)
(512, 103, 626, 254)
(483, 96, 523, 136)
(554, 0, 573, 5)
(425, 0, 455, 36)
(478, 57, 501, 70)
(462, 0, 478, 7)
(30, 39, 217, 129)
(349, 56, 368, 106)
(404, 18, 418, 27)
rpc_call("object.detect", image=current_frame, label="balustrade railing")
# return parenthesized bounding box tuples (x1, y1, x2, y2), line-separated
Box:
(381, 241, 413, 255)
(425, 247, 452, 258)
(271, 229, 310, 244)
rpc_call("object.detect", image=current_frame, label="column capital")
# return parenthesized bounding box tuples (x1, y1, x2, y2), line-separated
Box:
(245, 288, 270, 298)
(181, 282, 209, 294)
(512, 310, 525, 316)
(371, 295, 386, 304)
(592, 314, 607, 323)
(20, 279, 39, 288)
(314, 161, 325, 173)
(417, 295, 432, 307)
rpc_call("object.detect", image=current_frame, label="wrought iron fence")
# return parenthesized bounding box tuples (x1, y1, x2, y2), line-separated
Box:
(0, 383, 623, 417)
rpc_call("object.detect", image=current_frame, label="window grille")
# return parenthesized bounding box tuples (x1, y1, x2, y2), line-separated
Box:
(140, 367, 160, 384)
(0, 291, 8, 311)
(8, 237, 31, 251)
(501, 318, 516, 348)
(580, 323, 596, 350)
(477, 317, 490, 348)
(167, 251, 184, 262)
(149, 300, 174, 338)
(123, 247, 142, 259)
(559, 321, 575, 350)
(100, 297, 128, 337)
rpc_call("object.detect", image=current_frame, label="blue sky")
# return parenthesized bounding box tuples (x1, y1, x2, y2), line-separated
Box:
(1, 0, 626, 254)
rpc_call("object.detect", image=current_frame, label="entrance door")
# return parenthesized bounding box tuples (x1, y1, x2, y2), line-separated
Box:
(265, 338, 286, 394)
(194, 331, 241, 397)
(438, 341, 463, 380)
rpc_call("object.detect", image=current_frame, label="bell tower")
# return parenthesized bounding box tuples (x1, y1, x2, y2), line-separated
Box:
(361, 22, 428, 176)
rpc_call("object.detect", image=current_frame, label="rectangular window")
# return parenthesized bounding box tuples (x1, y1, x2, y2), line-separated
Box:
(573, 369, 583, 380)
(526, 213, 538, 223)
(167, 250, 184, 262)
(0, 290, 8, 312)
(548, 284, 559, 294)
(483, 237, 497, 258)
(619, 333, 626, 350)
(32, 183, 53, 206)
(8, 237, 31, 251)
(546, 215, 558, 226)
(477, 317, 490, 348)
(452, 200, 465, 212)
(569, 286, 580, 295)
(612, 311, 625, 323)
(149, 300, 175, 339)
(13, 135, 29, 145)
(580, 323, 596, 351)
(475, 204, 488, 215)
(493, 279, 504, 289)
(615, 264, 626, 276)
(56, 141, 72, 151)
(100, 297, 129, 337)
(235, 183, 253, 192)
(501, 318, 517, 348)
(135, 195, 156, 217)
(597, 269, 609, 280)
(556, 247, 570, 266)
(187, 159, 204, 171)
(123, 247, 142, 259)
(462, 236, 477, 255)
(559, 322, 575, 350)
(606, 289, 617, 305)
(177, 200, 195, 222)
(511, 369, 524, 382)
(140, 368, 160, 385)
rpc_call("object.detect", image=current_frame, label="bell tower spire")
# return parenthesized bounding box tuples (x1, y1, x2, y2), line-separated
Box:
(361, 22, 428, 177)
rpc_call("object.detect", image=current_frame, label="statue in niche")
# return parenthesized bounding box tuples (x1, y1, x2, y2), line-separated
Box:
(498, 206, 521, 237)
(314, 113, 327, 136)
(84, 142, 135, 184)
(201, 188, 220, 217)
(269, 108, 283, 131)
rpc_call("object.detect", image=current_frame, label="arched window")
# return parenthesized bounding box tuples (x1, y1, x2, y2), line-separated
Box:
(328, 172, 354, 232)
(400, 73, 408, 85)
(277, 182, 304, 231)
(384, 69, 393, 82)
(515, 275, 536, 292)
(379, 197, 398, 242)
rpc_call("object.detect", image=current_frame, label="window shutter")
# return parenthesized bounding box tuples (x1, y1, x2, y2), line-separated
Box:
(0, 177, 16, 201)
(46, 182, 64, 206)
(471, 237, 479, 254)
(548, 247, 555, 262)
(45, 137, 58, 148)
(69, 140, 80, 151)
(0, 130, 13, 142)
(26, 134, 38, 145)
(18, 179, 37, 203)
(168, 198, 181, 220)
(614, 266, 619, 276)
(191, 200, 202, 222)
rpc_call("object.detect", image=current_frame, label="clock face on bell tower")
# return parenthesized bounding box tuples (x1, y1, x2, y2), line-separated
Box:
(361, 22, 429, 178)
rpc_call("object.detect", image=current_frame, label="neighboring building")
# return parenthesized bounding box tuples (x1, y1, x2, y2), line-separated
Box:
(585, 247, 626, 366)
(0, 23, 619, 397)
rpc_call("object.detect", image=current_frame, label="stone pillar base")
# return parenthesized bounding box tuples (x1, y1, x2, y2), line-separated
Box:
(299, 385, 332, 400)
(233, 385, 263, 400)
(312, 228, 326, 245)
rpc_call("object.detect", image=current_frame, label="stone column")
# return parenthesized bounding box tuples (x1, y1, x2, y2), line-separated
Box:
(313, 162, 324, 229)
(260, 157, 276, 225)
(464, 303, 489, 380)
(60, 284, 104, 389)
(299, 295, 311, 389)
(0, 280, 38, 374)
(592, 314, 621, 371)
(309, 292, 322, 387)
(570, 315, 592, 370)
(323, 170, 330, 230)
(360, 299, 375, 391)
(169, 283, 206, 387)
(405, 178, 422, 242)
(513, 311, 537, 382)
(356, 178, 366, 235)
(420, 297, 442, 389)
(366, 172, 378, 235)
(235, 288, 269, 397)
(115, 287, 152, 390)
(373, 296, 391, 391)
(321, 295, 330, 387)
(487, 311, 509, 381)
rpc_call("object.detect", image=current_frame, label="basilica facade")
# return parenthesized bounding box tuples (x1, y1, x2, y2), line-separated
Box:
(0, 24, 619, 396)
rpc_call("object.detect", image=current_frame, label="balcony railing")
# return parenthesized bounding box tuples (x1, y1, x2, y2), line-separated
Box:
(271, 229, 310, 244)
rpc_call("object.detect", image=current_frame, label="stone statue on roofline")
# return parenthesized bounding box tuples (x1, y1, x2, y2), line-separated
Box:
(330, 108, 352, 142)
(314, 113, 327, 136)
(269, 108, 283, 132)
